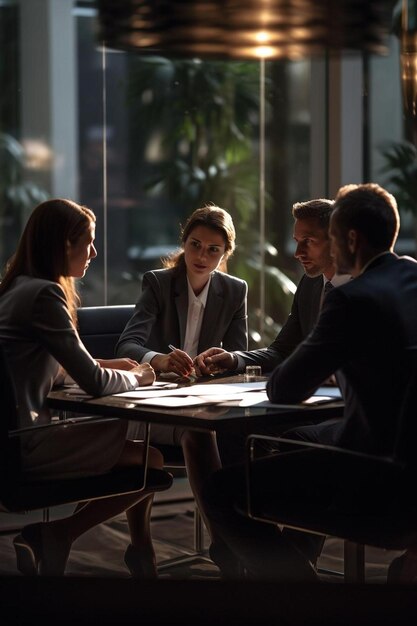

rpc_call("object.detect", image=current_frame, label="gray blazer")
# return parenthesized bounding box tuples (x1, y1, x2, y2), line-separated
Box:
(116, 267, 248, 361)
(0, 276, 139, 431)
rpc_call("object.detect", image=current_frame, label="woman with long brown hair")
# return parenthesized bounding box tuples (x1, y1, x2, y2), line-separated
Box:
(0, 198, 163, 578)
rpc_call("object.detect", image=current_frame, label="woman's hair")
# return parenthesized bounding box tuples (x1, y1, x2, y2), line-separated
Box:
(0, 198, 96, 322)
(163, 205, 236, 270)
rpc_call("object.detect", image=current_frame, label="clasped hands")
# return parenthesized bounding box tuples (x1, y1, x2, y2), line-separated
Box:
(99, 347, 236, 385)
(151, 347, 236, 379)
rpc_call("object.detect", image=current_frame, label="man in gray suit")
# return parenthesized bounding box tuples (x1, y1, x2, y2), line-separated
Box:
(195, 198, 349, 376)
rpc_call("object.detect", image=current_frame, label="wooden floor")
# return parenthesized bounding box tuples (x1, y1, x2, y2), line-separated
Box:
(1, 477, 417, 624)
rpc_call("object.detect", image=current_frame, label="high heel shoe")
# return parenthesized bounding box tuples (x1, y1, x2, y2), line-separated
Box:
(13, 523, 70, 577)
(124, 544, 157, 579)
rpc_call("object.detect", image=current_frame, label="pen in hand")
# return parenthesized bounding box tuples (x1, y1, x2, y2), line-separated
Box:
(168, 344, 196, 380)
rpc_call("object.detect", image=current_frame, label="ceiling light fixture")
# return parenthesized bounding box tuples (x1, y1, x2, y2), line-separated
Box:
(97, 0, 395, 60)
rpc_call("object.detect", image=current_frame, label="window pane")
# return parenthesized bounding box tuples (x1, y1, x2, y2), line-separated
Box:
(0, 2, 325, 351)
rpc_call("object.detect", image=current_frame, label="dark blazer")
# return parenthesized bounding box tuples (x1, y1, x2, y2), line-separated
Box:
(116, 267, 248, 361)
(236, 274, 323, 372)
(267, 253, 417, 455)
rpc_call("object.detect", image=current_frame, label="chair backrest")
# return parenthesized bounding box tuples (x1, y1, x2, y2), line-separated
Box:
(77, 305, 135, 359)
(0, 344, 22, 500)
(392, 345, 417, 472)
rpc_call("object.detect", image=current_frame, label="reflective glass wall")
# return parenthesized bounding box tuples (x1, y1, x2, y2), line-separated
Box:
(0, 0, 410, 350)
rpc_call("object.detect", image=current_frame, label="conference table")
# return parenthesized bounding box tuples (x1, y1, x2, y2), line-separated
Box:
(46, 375, 344, 574)
(48, 375, 344, 432)
(47, 372, 345, 554)
(47, 373, 344, 443)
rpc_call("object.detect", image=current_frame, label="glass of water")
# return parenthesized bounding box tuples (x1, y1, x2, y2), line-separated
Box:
(244, 365, 262, 382)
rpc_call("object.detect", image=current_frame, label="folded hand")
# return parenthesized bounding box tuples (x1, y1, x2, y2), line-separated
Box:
(193, 348, 234, 376)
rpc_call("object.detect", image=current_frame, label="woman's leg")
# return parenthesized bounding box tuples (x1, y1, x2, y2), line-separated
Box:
(16, 441, 164, 575)
(180, 430, 222, 542)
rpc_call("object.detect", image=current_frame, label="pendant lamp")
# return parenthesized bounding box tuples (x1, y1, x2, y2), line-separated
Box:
(96, 0, 395, 60)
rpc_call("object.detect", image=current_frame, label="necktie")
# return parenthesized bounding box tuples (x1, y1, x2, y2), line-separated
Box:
(323, 280, 333, 297)
(320, 280, 333, 310)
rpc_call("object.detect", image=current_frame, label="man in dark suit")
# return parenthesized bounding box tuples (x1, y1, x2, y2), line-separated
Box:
(195, 197, 348, 375)
(195, 197, 349, 573)
(203, 183, 417, 581)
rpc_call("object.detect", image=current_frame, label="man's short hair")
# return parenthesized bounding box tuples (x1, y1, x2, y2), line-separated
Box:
(292, 199, 335, 232)
(334, 183, 400, 250)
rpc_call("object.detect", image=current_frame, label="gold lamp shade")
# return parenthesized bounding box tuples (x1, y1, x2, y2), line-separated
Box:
(97, 0, 395, 60)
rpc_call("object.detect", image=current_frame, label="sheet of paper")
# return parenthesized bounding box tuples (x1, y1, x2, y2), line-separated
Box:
(115, 381, 266, 399)
(303, 395, 336, 405)
(314, 386, 342, 399)
(132, 396, 214, 408)
(219, 391, 269, 407)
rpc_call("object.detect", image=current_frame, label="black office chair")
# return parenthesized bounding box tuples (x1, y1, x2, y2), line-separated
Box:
(0, 344, 173, 572)
(77, 305, 208, 569)
(245, 346, 417, 583)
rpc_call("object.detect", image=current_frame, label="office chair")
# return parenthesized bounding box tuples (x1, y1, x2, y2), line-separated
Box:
(0, 344, 173, 573)
(245, 346, 417, 583)
(77, 305, 208, 570)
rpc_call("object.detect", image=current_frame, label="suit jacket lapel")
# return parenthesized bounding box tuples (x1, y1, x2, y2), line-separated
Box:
(304, 276, 323, 334)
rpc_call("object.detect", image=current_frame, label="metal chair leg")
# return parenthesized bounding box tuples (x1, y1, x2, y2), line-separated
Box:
(344, 540, 365, 583)
(193, 506, 204, 553)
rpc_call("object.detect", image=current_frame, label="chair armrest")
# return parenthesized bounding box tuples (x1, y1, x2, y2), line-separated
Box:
(8, 415, 120, 438)
(246, 433, 397, 466)
(244, 433, 400, 522)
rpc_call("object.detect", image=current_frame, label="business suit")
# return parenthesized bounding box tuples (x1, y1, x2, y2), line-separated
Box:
(235, 274, 323, 372)
(116, 266, 248, 361)
(203, 252, 417, 578)
(116, 266, 248, 444)
(216, 273, 325, 466)
(268, 252, 417, 455)
(0, 276, 140, 479)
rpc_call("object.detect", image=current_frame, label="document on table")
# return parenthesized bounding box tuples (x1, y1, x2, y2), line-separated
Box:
(59, 380, 175, 398)
(111, 381, 343, 409)
(59, 380, 341, 409)
(114, 381, 267, 399)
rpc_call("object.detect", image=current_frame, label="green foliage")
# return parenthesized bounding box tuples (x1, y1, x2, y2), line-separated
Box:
(127, 57, 263, 223)
(0, 133, 49, 265)
(379, 140, 417, 215)
(126, 56, 294, 344)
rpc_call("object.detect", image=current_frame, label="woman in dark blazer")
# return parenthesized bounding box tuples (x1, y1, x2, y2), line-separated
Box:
(116, 205, 248, 550)
(116, 206, 247, 373)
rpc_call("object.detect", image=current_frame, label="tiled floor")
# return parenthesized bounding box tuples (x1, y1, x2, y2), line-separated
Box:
(0, 476, 398, 582)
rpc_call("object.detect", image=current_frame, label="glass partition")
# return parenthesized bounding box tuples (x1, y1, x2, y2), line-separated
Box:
(8, 1, 411, 350)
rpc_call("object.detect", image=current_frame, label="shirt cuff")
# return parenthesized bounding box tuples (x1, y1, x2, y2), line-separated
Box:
(141, 351, 160, 364)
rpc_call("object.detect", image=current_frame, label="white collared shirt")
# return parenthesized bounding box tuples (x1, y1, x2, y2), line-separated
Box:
(325, 273, 352, 288)
(182, 276, 211, 358)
